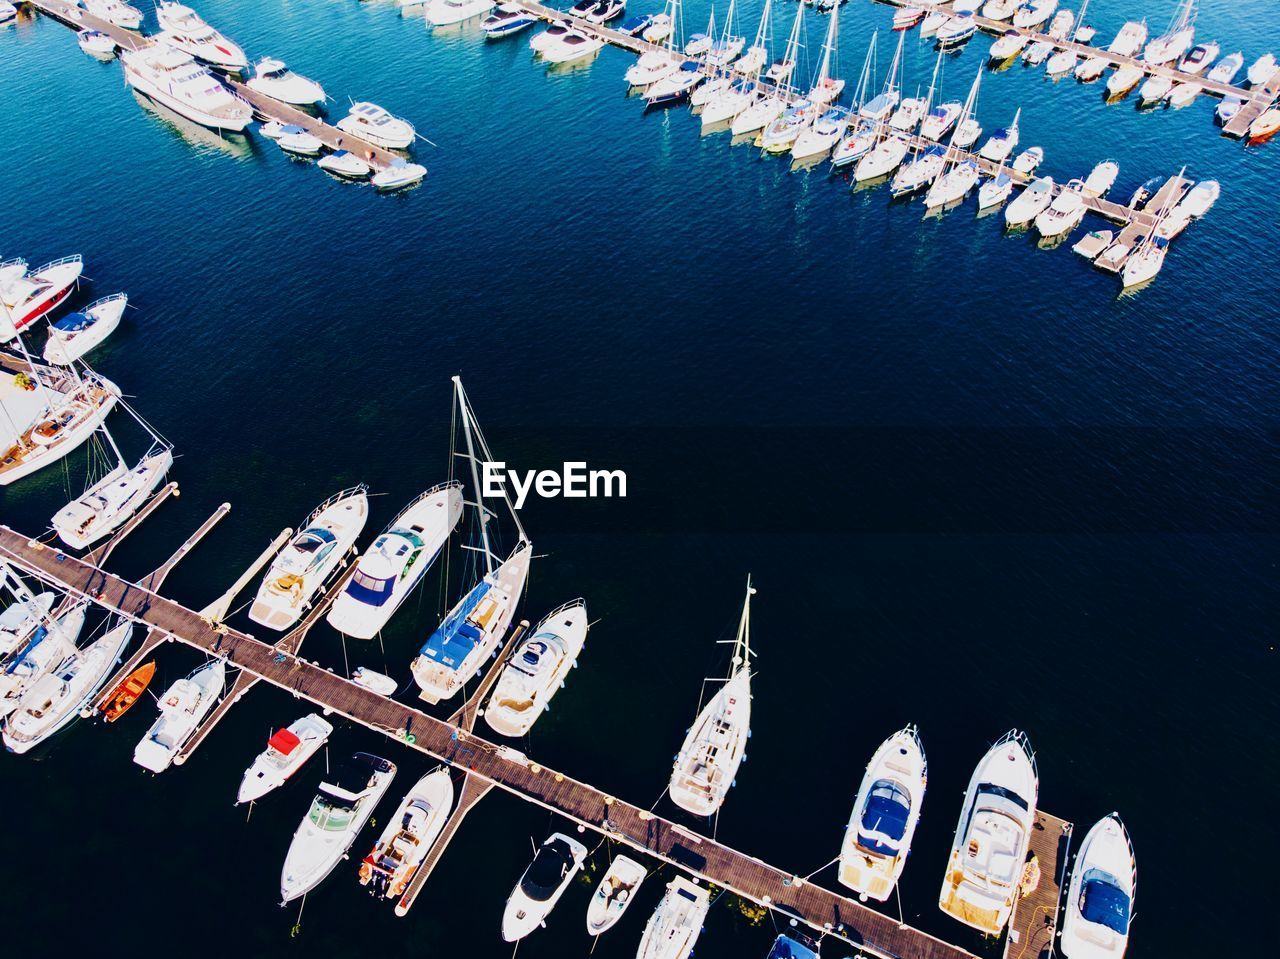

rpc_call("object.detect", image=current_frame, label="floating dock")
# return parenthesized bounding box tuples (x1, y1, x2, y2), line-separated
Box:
(1004, 811, 1072, 959)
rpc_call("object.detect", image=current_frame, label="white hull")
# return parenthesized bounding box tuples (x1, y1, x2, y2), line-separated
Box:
(1060, 814, 1136, 959)
(359, 768, 455, 899)
(52, 447, 173, 550)
(501, 832, 587, 940)
(0, 603, 87, 719)
(586, 854, 646, 935)
(1004, 176, 1055, 226)
(123, 57, 251, 132)
(0, 376, 121, 487)
(484, 601, 588, 737)
(637, 876, 709, 959)
(669, 666, 750, 816)
(43, 294, 127, 365)
(132, 657, 226, 773)
(237, 713, 334, 804)
(425, 0, 494, 25)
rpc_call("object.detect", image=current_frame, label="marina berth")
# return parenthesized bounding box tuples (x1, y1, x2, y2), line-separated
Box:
(236, 713, 333, 805)
(246, 58, 326, 107)
(483, 600, 588, 738)
(42, 292, 127, 365)
(121, 45, 252, 132)
(154, 1, 247, 71)
(501, 831, 587, 941)
(637, 875, 710, 959)
(1060, 813, 1136, 959)
(336, 102, 415, 150)
(132, 656, 226, 773)
(585, 855, 646, 936)
(359, 767, 455, 901)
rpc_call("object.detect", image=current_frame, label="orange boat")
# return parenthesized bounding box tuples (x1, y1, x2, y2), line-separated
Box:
(100, 661, 156, 723)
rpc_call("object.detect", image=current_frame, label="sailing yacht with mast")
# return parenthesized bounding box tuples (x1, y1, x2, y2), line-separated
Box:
(925, 68, 984, 209)
(700, 0, 770, 127)
(755, 6, 810, 148)
(411, 378, 532, 704)
(636, 875, 710, 959)
(625, 0, 682, 88)
(833, 30, 900, 168)
(668, 579, 754, 817)
(484, 601, 588, 737)
(1142, 0, 1196, 66)
(0, 574, 86, 719)
(807, 6, 842, 105)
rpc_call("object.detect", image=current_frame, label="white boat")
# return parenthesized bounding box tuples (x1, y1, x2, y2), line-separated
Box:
(43, 293, 126, 364)
(891, 7, 923, 32)
(1022, 40, 1053, 66)
(926, 159, 980, 208)
(978, 110, 1020, 163)
(978, 172, 1014, 210)
(1121, 235, 1168, 287)
(981, 0, 1019, 21)
(484, 601, 587, 737)
(337, 102, 415, 149)
(938, 731, 1039, 934)
(645, 62, 703, 105)
(542, 29, 604, 64)
(280, 752, 397, 902)
(1206, 51, 1244, 85)
(0, 365, 120, 487)
(1082, 160, 1118, 197)
(259, 119, 287, 139)
(763, 1, 803, 88)
(690, 74, 733, 108)
(2, 618, 133, 755)
(0, 257, 26, 292)
(424, 0, 494, 26)
(1034, 178, 1088, 238)
(317, 150, 372, 180)
(0, 602, 88, 718)
(249, 486, 370, 631)
(1075, 56, 1107, 82)
(1166, 81, 1200, 107)
(352, 666, 398, 696)
(889, 97, 927, 132)
(1046, 7, 1074, 40)
(582, 0, 626, 26)
(761, 101, 818, 153)
(891, 144, 946, 196)
(1004, 174, 1054, 225)
(132, 657, 226, 773)
(2, 255, 83, 337)
(78, 30, 117, 57)
(83, 0, 143, 29)
(1072, 228, 1113, 258)
(989, 30, 1029, 62)
(121, 45, 252, 132)
(1179, 179, 1219, 217)
(327, 484, 463, 639)
(636, 876, 710, 959)
(1248, 107, 1280, 139)
(0, 1, 15, 23)
(1248, 52, 1277, 87)
(1213, 95, 1242, 125)
(625, 50, 680, 87)
(1012, 0, 1056, 31)
(155, 2, 247, 71)
(1106, 64, 1144, 98)
(277, 126, 324, 157)
(586, 855, 646, 936)
(936, 13, 977, 49)
(791, 108, 848, 160)
(920, 11, 949, 38)
(702, 76, 758, 127)
(1138, 73, 1173, 104)
(641, 12, 673, 44)
(51, 443, 173, 549)
(1177, 41, 1219, 76)
(501, 832, 588, 940)
(482, 4, 537, 37)
(247, 58, 326, 107)
(359, 767, 455, 900)
(371, 160, 427, 191)
(1059, 814, 1136, 959)
(236, 713, 334, 805)
(952, 117, 981, 149)
(1046, 49, 1077, 77)
(920, 102, 961, 141)
(807, 4, 843, 105)
(1142, 0, 1195, 66)
(839, 725, 927, 902)
(854, 135, 909, 182)
(1108, 20, 1148, 58)
(0, 590, 55, 661)
(668, 580, 754, 816)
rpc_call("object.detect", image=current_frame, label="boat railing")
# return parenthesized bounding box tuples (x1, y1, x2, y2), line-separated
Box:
(994, 727, 1038, 778)
(31, 254, 83, 273)
(533, 598, 587, 626)
(303, 483, 370, 527)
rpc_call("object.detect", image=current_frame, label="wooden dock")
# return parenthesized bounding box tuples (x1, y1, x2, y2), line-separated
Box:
(1003, 811, 1072, 959)
(1, 520, 997, 959)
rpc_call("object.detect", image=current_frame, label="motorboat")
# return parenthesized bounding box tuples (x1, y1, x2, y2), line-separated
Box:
(1034, 178, 1088, 238)
(1121, 235, 1168, 287)
(977, 173, 1015, 210)
(249, 486, 370, 631)
(920, 11, 949, 39)
(936, 13, 977, 49)
(247, 58, 326, 107)
(584, 0, 626, 25)
(1248, 52, 1278, 87)
(926, 159, 981, 208)
(484, 601, 588, 738)
(1059, 814, 1136, 959)
(636, 876, 710, 959)
(1177, 41, 1219, 76)
(1248, 107, 1280, 139)
(77, 30, 117, 57)
(327, 483, 463, 639)
(617, 14, 653, 37)
(0, 0, 15, 22)
(121, 46, 252, 132)
(98, 660, 156, 723)
(1127, 174, 1163, 208)
(424, 0, 494, 26)
(645, 62, 704, 106)
(854, 135, 909, 181)
(541, 29, 604, 65)
(42, 293, 126, 365)
(1004, 174, 1054, 225)
(989, 31, 1029, 62)
(0, 370, 121, 487)
(1105, 64, 1143, 98)
(501, 832, 588, 941)
(371, 160, 427, 191)
(277, 126, 324, 156)
(1108, 20, 1147, 58)
(586, 855, 646, 936)
(1022, 40, 1054, 66)
(937, 731, 1039, 934)
(2, 255, 83, 337)
(0, 591, 55, 660)
(890, 144, 946, 197)
(317, 150, 372, 179)
(1179, 179, 1219, 217)
(641, 12, 673, 44)
(132, 657, 226, 773)
(1215, 95, 1243, 123)
(569, 0, 598, 16)
(767, 934, 820, 959)
(981, 0, 1019, 21)
(530, 23, 569, 54)
(1072, 228, 1113, 259)
(952, 117, 981, 149)
(889, 97, 927, 132)
(978, 115, 1019, 162)
(280, 752, 397, 902)
(838, 726, 927, 902)
(259, 119, 286, 139)
(236, 713, 333, 804)
(920, 102, 961, 141)
(690, 74, 734, 109)
(83, 0, 143, 29)
(1046, 49, 1078, 77)
(1082, 159, 1118, 197)
(625, 50, 680, 88)
(0, 257, 26, 292)
(832, 124, 882, 169)
(352, 666, 398, 696)
(0, 603, 87, 719)
(336, 102, 415, 149)
(1012, 0, 1056, 31)
(154, 3, 247, 72)
(359, 767, 455, 900)
(1046, 7, 1074, 39)
(482, 4, 537, 37)
(891, 8, 924, 32)
(2, 618, 133, 755)
(791, 108, 847, 160)
(1138, 74, 1173, 104)
(760, 101, 817, 153)
(1207, 51, 1244, 85)
(51, 444, 173, 549)
(1075, 56, 1107, 82)
(1167, 81, 1200, 107)
(1142, 0, 1195, 66)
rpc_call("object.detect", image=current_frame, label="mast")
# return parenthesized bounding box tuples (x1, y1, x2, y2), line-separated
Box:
(780, 2, 804, 95)
(852, 30, 877, 111)
(1073, 0, 1089, 40)
(813, 3, 838, 91)
(0, 562, 78, 661)
(722, 575, 756, 679)
(453, 376, 495, 576)
(944, 67, 982, 172)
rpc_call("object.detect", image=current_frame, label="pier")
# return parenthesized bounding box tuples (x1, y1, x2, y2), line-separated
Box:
(1003, 811, 1072, 959)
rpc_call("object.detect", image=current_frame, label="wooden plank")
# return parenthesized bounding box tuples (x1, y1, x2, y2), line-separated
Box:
(1003, 811, 1073, 959)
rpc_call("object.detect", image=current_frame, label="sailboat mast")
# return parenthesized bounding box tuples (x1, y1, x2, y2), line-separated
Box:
(452, 376, 496, 575)
(815, 6, 837, 89)
(734, 576, 755, 675)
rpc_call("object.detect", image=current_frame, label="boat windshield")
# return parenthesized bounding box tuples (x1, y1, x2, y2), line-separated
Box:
(308, 797, 355, 832)
(977, 782, 1030, 811)
(858, 779, 911, 853)
(348, 569, 395, 607)
(520, 839, 575, 902)
(1079, 869, 1130, 934)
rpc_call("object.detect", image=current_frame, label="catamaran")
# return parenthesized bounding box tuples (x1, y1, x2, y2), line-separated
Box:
(501, 831, 588, 940)
(636, 875, 710, 959)
(668, 579, 754, 817)
(484, 601, 588, 737)
(237, 714, 334, 804)
(155, 2, 248, 71)
(326, 483, 463, 639)
(359, 767, 455, 901)
(132, 657, 226, 773)
(1060, 813, 1136, 959)
(586, 855, 646, 936)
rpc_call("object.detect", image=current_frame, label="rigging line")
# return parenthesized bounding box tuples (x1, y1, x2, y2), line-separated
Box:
(893, 879, 906, 929)
(801, 854, 840, 882)
(340, 634, 350, 680)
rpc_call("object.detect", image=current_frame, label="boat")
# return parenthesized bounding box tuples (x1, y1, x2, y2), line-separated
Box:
(0, 364, 121, 487)
(98, 660, 156, 722)
(854, 134, 909, 182)
(1059, 814, 1136, 959)
(701, 77, 758, 126)
(0, 257, 26, 292)
(259, 119, 286, 139)
(668, 580, 754, 816)
(839, 725, 927, 901)
(42, 293, 125, 365)
(1215, 95, 1244, 125)
(641, 12, 673, 44)
(807, 5, 844, 105)
(1034, 178, 1088, 238)
(542, 28, 604, 64)
(1075, 56, 1107, 81)
(1072, 228, 1113, 259)
(121, 46, 252, 132)
(569, 0, 598, 16)
(154, 2, 247, 71)
(626, 48, 680, 88)
(761, 100, 818, 153)
(920, 102, 961, 141)
(1082, 160, 1118, 197)
(501, 832, 588, 940)
(646, 62, 705, 106)
(977, 110, 1020, 163)
(2, 618, 134, 755)
(977, 173, 1014, 210)
(1047, 7, 1074, 40)
(352, 666, 398, 696)
(684, 5, 715, 57)
(0, 601, 88, 719)
(925, 159, 979, 208)
(1108, 20, 1148, 58)
(1105, 64, 1143, 98)
(938, 730, 1039, 934)
(981, 0, 1019, 21)
(763, 1, 804, 86)
(481, 3, 537, 37)
(891, 7, 923, 31)
(247, 58, 326, 107)
(1142, 0, 1195, 66)
(327, 484, 463, 639)
(1179, 179, 1219, 217)
(952, 116, 981, 149)
(1022, 40, 1053, 66)
(51, 441, 173, 549)
(586, 855, 646, 936)
(359, 767, 455, 900)
(584, 0, 626, 25)
(317, 150, 372, 180)
(1167, 81, 1200, 107)
(78, 30, 117, 57)
(791, 107, 848, 160)
(0, 588, 54, 661)
(83, 0, 144, 29)
(1121, 235, 1168, 287)
(1248, 107, 1280, 139)
(1127, 174, 1163, 208)
(132, 657, 226, 773)
(249, 486, 370, 631)
(0, 0, 15, 22)
(424, 0, 494, 26)
(617, 14, 653, 38)
(336, 102, 415, 149)
(1, 255, 83, 337)
(1206, 51, 1244, 85)
(1177, 41, 1219, 76)
(277, 126, 324, 157)
(236, 713, 333, 804)
(371, 160, 427, 191)
(1012, 0, 1056, 31)
(636, 876, 710, 959)
(835, 124, 881, 168)
(920, 11, 949, 39)
(280, 752, 397, 902)
(1248, 52, 1278, 87)
(1137, 74, 1173, 104)
(889, 97, 926, 132)
(936, 13, 977, 49)
(767, 933, 820, 959)
(989, 30, 1028, 62)
(483, 601, 588, 737)
(1004, 174, 1054, 225)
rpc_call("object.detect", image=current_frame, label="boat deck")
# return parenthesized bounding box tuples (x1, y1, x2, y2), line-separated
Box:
(1003, 810, 1072, 959)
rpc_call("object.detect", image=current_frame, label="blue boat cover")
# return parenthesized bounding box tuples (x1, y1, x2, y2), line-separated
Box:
(346, 570, 395, 607)
(858, 780, 910, 853)
(1080, 871, 1130, 934)
(767, 934, 820, 959)
(418, 581, 491, 669)
(52, 313, 91, 332)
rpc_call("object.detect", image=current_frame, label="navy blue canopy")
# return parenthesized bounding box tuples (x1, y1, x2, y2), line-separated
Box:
(1080, 871, 1131, 935)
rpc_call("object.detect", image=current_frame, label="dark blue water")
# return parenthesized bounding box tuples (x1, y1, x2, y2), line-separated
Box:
(1, 1, 1277, 957)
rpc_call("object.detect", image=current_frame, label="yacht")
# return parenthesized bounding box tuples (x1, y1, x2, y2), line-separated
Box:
(3, 618, 133, 755)
(830, 124, 877, 167)
(1004, 174, 1054, 226)
(586, 855, 646, 936)
(280, 752, 397, 902)
(359, 768, 455, 901)
(247, 58, 326, 107)
(890, 144, 946, 197)
(0, 603, 87, 718)
(1142, 1, 1195, 66)
(952, 116, 982, 150)
(1012, 145, 1044, 174)
(1179, 179, 1219, 217)
(78, 30, 117, 58)
(1120, 235, 1167, 287)
(2, 255, 83, 337)
(236, 713, 333, 804)
(327, 483, 463, 639)
(1248, 52, 1278, 87)
(52, 444, 173, 549)
(277, 127, 324, 157)
(336, 102, 415, 149)
(860, 90, 900, 125)
(977, 172, 1015, 210)
(641, 13, 673, 44)
(701, 77, 758, 127)
(132, 657, 226, 773)
(1105, 64, 1144, 98)
(625, 49, 680, 88)
(1207, 51, 1244, 85)
(791, 108, 847, 160)
(1082, 160, 1118, 197)
(371, 160, 427, 191)
(42, 293, 126, 365)
(424, 0, 494, 26)
(936, 13, 977, 49)
(730, 92, 786, 136)
(83, 0, 143, 29)
(0, 590, 55, 660)
(501, 832, 588, 940)
(484, 601, 588, 738)
(121, 46, 252, 132)
(891, 8, 923, 32)
(978, 114, 1020, 162)
(1035, 178, 1088, 238)
(1248, 107, 1280, 139)
(1046, 48, 1078, 77)
(889, 97, 927, 132)
(249, 486, 370, 631)
(926, 159, 981, 208)
(920, 11, 949, 39)
(1108, 20, 1148, 58)
(1046, 7, 1074, 40)
(481, 4, 537, 37)
(636, 876, 710, 959)
(154, 2, 247, 71)
(1060, 814, 1136, 959)
(259, 120, 287, 139)
(645, 62, 704, 106)
(982, 0, 1019, 20)
(920, 102, 961, 141)
(839, 725, 927, 902)
(0, 368, 121, 487)
(584, 0, 626, 25)
(938, 731, 1039, 934)
(0, 257, 26, 292)
(1167, 81, 1200, 107)
(761, 101, 817, 153)
(668, 580, 754, 817)
(1137, 73, 1172, 104)
(1012, 0, 1056, 31)
(854, 135, 909, 182)
(317, 150, 372, 180)
(767, 934, 820, 959)
(1178, 41, 1219, 76)
(989, 30, 1028, 62)
(617, 14, 654, 38)
(541, 29, 604, 65)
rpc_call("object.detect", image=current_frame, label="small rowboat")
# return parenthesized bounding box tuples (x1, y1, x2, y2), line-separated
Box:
(100, 661, 156, 722)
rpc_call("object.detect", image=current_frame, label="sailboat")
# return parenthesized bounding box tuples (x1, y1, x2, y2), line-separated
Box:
(636, 876, 710, 959)
(0, 568, 54, 661)
(691, 0, 743, 107)
(700, 0, 770, 127)
(758, 7, 814, 152)
(411, 377, 532, 705)
(132, 656, 227, 772)
(483, 600, 589, 738)
(667, 578, 754, 817)
(733, 2, 800, 137)
(0, 570, 87, 720)
(625, 0, 682, 88)
(1122, 188, 1175, 288)
(731, 0, 770, 75)
(1142, 0, 1196, 66)
(833, 30, 900, 169)
(706, 0, 744, 65)
(977, 107, 1020, 163)
(796, 27, 873, 161)
(807, 5, 842, 105)
(925, 68, 984, 209)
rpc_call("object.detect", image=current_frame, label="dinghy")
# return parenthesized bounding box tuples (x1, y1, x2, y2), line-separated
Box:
(237, 713, 333, 804)
(586, 855, 646, 935)
(484, 601, 588, 737)
(359, 767, 455, 900)
(352, 667, 398, 696)
(43, 293, 127, 365)
(132, 657, 226, 772)
(99, 660, 156, 723)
